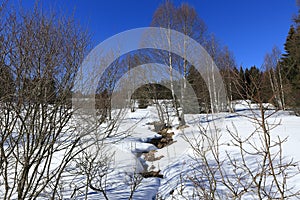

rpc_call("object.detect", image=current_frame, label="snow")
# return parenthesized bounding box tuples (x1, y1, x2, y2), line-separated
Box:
(2, 102, 300, 199)
(232, 99, 276, 111)
(74, 104, 300, 199)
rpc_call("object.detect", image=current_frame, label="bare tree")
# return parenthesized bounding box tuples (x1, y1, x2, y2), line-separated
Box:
(181, 70, 300, 199)
(175, 3, 208, 125)
(204, 34, 226, 113)
(150, 1, 182, 123)
(263, 46, 286, 110)
(150, 1, 210, 124)
(0, 3, 93, 199)
(218, 46, 237, 112)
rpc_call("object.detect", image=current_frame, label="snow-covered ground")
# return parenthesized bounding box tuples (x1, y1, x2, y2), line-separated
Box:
(63, 101, 300, 199)
(2, 101, 299, 199)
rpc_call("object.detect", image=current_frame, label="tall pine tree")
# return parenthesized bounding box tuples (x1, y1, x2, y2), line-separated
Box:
(280, 10, 300, 113)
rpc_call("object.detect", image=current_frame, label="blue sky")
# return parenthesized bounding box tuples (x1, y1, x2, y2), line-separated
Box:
(19, 0, 299, 68)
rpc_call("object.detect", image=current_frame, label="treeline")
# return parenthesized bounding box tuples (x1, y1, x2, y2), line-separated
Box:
(95, 1, 239, 122)
(1, 0, 298, 117)
(130, 63, 297, 113)
(95, 1, 300, 117)
(222, 9, 300, 113)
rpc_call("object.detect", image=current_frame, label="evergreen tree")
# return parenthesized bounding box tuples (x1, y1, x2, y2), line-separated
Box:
(187, 65, 210, 112)
(238, 66, 247, 99)
(226, 66, 245, 101)
(280, 10, 300, 112)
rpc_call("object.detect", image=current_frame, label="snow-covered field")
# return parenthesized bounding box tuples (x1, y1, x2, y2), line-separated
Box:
(2, 101, 299, 199)
(62, 101, 300, 199)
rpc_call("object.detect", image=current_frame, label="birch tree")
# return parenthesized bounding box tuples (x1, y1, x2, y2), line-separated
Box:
(175, 3, 207, 124)
(218, 47, 237, 112)
(263, 46, 286, 110)
(151, 1, 209, 123)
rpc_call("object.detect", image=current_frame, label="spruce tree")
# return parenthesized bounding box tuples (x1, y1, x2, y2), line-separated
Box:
(280, 10, 300, 113)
